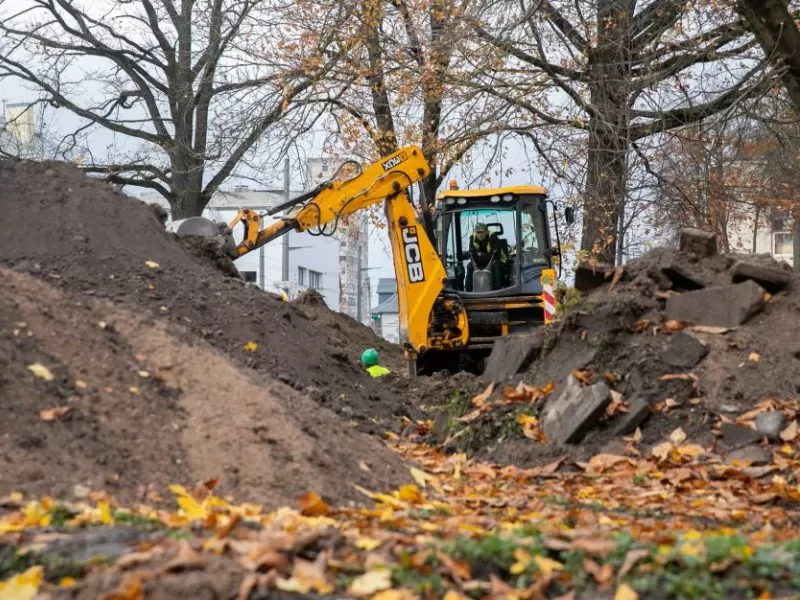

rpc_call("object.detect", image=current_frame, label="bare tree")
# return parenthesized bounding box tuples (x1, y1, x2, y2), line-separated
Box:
(736, 0, 800, 266)
(0, 0, 348, 218)
(313, 0, 524, 229)
(472, 0, 772, 263)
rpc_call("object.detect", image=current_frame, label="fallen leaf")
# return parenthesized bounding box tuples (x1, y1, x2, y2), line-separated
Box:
(0, 565, 43, 600)
(669, 427, 687, 444)
(348, 569, 392, 596)
(410, 467, 435, 488)
(617, 548, 649, 579)
(75, 380, 88, 390)
(614, 583, 638, 600)
(243, 341, 259, 352)
(780, 420, 798, 442)
(534, 555, 563, 576)
(397, 485, 423, 504)
(472, 383, 495, 407)
(27, 363, 54, 382)
(144, 260, 160, 269)
(571, 537, 616, 557)
(39, 406, 71, 421)
(297, 491, 329, 516)
(59, 576, 77, 588)
(583, 558, 613, 587)
(609, 267, 624, 290)
(663, 320, 688, 332)
(691, 325, 731, 334)
(162, 541, 207, 573)
(355, 537, 382, 551)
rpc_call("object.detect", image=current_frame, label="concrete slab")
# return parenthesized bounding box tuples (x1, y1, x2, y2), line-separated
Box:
(731, 261, 791, 294)
(661, 331, 709, 369)
(541, 375, 610, 445)
(614, 398, 651, 436)
(679, 228, 717, 257)
(482, 334, 542, 382)
(665, 280, 765, 328)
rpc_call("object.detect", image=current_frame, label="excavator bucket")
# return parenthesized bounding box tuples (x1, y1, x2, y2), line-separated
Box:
(175, 216, 238, 257)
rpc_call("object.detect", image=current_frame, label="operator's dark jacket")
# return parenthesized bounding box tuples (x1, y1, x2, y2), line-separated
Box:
(469, 232, 508, 269)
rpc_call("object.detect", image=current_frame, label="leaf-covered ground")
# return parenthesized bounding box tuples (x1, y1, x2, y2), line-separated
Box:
(3, 411, 800, 600)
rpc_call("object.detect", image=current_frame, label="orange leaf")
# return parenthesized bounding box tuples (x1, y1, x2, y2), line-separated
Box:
(663, 320, 688, 333)
(471, 383, 494, 407)
(780, 420, 798, 442)
(39, 406, 71, 421)
(297, 491, 329, 516)
(571, 537, 616, 557)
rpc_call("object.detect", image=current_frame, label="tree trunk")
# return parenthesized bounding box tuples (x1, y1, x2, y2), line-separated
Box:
(579, 0, 632, 264)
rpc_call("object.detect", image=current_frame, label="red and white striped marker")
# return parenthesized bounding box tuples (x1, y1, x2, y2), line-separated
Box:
(541, 268, 557, 325)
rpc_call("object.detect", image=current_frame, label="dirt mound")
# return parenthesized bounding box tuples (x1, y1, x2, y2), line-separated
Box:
(0, 159, 416, 434)
(0, 268, 410, 507)
(429, 232, 800, 468)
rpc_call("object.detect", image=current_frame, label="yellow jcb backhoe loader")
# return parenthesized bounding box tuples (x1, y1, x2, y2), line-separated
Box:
(176, 146, 573, 375)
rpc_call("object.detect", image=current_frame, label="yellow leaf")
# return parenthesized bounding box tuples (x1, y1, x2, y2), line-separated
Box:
(397, 485, 423, 504)
(27, 363, 54, 382)
(355, 537, 382, 551)
(98, 500, 114, 525)
(669, 428, 687, 444)
(243, 341, 258, 352)
(373, 590, 419, 600)
(75, 380, 88, 390)
(0, 566, 44, 600)
(614, 583, 638, 600)
(410, 467, 434, 488)
(534, 555, 563, 575)
(145, 260, 160, 269)
(59, 576, 77, 588)
(748, 352, 760, 362)
(348, 569, 392, 596)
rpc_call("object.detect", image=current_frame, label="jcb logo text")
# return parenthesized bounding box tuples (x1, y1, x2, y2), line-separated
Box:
(401, 226, 425, 283)
(382, 152, 407, 171)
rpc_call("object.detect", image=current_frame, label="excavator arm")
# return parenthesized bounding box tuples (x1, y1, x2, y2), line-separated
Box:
(215, 145, 468, 358)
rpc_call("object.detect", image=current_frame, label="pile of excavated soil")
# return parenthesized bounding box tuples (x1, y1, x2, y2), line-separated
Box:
(0, 268, 410, 507)
(0, 159, 414, 434)
(426, 236, 800, 469)
(0, 158, 420, 506)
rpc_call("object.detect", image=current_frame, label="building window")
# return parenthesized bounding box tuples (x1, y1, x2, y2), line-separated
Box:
(308, 270, 322, 290)
(241, 271, 257, 283)
(298, 266, 307, 286)
(774, 232, 793, 256)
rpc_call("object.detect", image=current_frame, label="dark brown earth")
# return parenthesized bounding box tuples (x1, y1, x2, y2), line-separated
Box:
(0, 268, 411, 508)
(0, 159, 414, 435)
(0, 158, 419, 508)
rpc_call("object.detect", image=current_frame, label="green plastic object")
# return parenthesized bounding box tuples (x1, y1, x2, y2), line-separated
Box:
(361, 348, 379, 366)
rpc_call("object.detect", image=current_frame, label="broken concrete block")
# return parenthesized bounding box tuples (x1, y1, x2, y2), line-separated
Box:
(574, 262, 614, 292)
(662, 265, 706, 291)
(665, 280, 765, 328)
(725, 445, 771, 466)
(679, 228, 717, 257)
(541, 375, 610, 445)
(614, 398, 651, 436)
(661, 331, 709, 369)
(731, 261, 791, 294)
(721, 423, 763, 449)
(482, 334, 541, 382)
(755, 411, 785, 442)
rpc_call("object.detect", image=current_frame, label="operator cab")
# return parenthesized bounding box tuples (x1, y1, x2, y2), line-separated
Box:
(435, 185, 554, 297)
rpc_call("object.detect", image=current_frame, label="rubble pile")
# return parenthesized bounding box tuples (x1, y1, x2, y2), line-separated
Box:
(437, 228, 800, 467)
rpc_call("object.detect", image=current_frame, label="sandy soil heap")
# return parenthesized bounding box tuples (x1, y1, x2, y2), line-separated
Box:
(0, 158, 417, 507)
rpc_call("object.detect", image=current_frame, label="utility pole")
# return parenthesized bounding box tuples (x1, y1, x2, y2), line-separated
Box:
(356, 243, 362, 323)
(282, 157, 290, 286)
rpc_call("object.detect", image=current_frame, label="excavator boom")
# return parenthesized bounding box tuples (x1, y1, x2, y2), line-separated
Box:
(228, 146, 431, 256)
